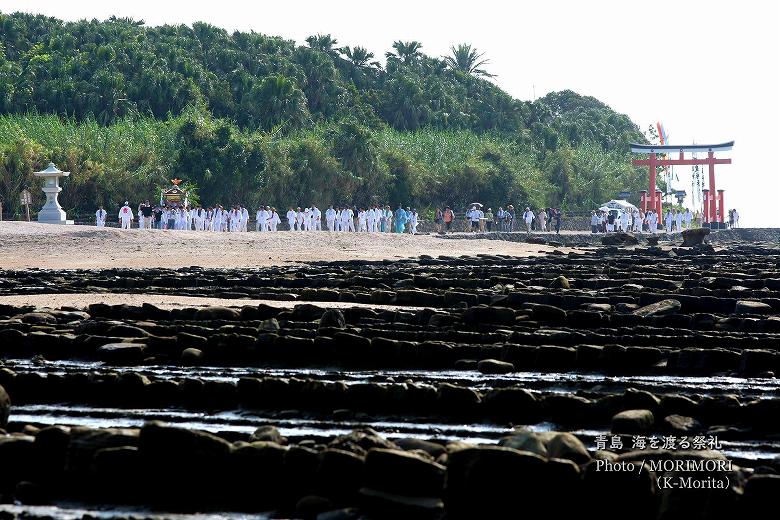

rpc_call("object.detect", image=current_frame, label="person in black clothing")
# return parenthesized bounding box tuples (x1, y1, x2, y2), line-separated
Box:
(553, 208, 562, 234)
(153, 206, 163, 229)
(141, 201, 153, 229)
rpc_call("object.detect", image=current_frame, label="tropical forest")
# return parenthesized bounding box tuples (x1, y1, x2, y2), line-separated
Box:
(0, 12, 649, 216)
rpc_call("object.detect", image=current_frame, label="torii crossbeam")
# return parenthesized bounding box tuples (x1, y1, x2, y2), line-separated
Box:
(630, 141, 734, 226)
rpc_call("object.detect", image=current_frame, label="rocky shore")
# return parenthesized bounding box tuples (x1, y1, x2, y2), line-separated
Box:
(2, 233, 780, 519)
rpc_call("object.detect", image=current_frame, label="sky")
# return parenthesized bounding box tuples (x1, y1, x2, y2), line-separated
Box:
(2, 0, 779, 226)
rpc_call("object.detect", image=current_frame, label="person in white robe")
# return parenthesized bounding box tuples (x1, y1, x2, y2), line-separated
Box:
(341, 207, 354, 232)
(665, 210, 673, 233)
(357, 209, 367, 232)
(269, 208, 281, 231)
(325, 205, 336, 231)
(366, 207, 376, 232)
(119, 202, 133, 229)
(95, 206, 107, 227)
(522, 207, 535, 233)
(286, 207, 296, 230)
(295, 207, 305, 231)
(409, 209, 418, 234)
(675, 210, 683, 232)
(241, 207, 249, 231)
(304, 207, 313, 231)
(256, 207, 265, 232)
(312, 205, 322, 231)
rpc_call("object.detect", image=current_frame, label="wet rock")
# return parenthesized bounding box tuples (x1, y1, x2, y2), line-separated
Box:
(295, 494, 335, 519)
(523, 303, 567, 322)
(739, 349, 779, 375)
(250, 425, 287, 444)
(33, 425, 70, 482)
(602, 232, 639, 246)
(231, 441, 288, 508)
(96, 343, 147, 364)
(743, 474, 780, 517)
(0, 383, 9, 428)
(319, 309, 346, 329)
(734, 300, 773, 315)
(362, 447, 445, 497)
(535, 346, 576, 370)
(549, 275, 570, 289)
(436, 383, 482, 414)
(370, 290, 396, 305)
(498, 430, 548, 457)
(395, 289, 444, 307)
(476, 358, 514, 374)
(92, 446, 142, 500)
(139, 421, 233, 503)
(259, 318, 280, 332)
(582, 452, 656, 520)
(545, 432, 591, 464)
(663, 414, 704, 434)
(542, 394, 593, 425)
(395, 438, 447, 459)
(180, 347, 204, 365)
(681, 227, 710, 247)
(462, 305, 515, 325)
(454, 358, 478, 370)
(317, 448, 365, 501)
(359, 488, 444, 519)
(483, 387, 540, 422)
(14, 480, 48, 505)
(612, 409, 655, 433)
(194, 306, 240, 321)
(67, 427, 139, 474)
(633, 299, 681, 317)
(20, 312, 58, 325)
(446, 446, 548, 518)
(583, 303, 612, 313)
(107, 323, 149, 338)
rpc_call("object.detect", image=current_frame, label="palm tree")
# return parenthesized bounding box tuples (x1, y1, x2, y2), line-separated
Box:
(340, 46, 375, 68)
(305, 34, 339, 58)
(444, 43, 495, 78)
(386, 40, 423, 65)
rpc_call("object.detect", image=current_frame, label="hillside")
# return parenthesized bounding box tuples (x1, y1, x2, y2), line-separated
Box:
(0, 11, 647, 215)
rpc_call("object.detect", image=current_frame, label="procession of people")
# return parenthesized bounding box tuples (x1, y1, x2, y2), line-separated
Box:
(105, 200, 736, 235)
(589, 207, 698, 234)
(107, 202, 423, 234)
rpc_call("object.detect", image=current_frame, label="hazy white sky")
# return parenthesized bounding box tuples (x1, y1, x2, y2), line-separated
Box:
(3, 0, 779, 226)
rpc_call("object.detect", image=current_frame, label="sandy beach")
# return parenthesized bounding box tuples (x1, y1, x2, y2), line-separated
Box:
(0, 221, 574, 269)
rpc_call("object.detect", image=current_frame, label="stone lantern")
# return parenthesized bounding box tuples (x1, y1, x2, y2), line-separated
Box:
(33, 162, 73, 225)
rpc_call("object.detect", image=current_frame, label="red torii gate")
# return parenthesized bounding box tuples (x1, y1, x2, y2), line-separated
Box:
(630, 141, 734, 227)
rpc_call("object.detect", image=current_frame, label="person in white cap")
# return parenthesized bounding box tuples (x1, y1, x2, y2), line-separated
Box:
(95, 206, 107, 227)
(269, 207, 281, 231)
(118, 201, 134, 229)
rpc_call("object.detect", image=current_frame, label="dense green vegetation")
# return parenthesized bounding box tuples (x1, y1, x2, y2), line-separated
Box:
(0, 11, 647, 216)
